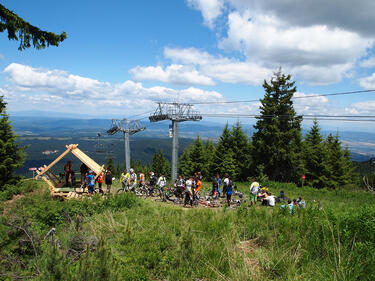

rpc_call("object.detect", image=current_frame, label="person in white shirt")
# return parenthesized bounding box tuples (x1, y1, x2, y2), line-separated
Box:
(267, 193, 276, 207)
(249, 178, 260, 206)
(184, 176, 193, 207)
(157, 173, 167, 190)
(129, 168, 137, 192)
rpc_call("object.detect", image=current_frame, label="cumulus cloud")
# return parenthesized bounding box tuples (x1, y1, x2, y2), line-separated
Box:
(129, 64, 215, 86)
(360, 57, 375, 68)
(345, 100, 375, 115)
(181, 0, 375, 85)
(186, 0, 225, 29)
(131, 47, 272, 85)
(359, 73, 375, 89)
(2, 63, 225, 115)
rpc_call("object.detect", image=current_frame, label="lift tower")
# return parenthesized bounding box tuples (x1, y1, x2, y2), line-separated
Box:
(149, 103, 202, 181)
(107, 119, 146, 171)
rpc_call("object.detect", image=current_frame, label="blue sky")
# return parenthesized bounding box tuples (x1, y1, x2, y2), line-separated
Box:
(1, 0, 375, 131)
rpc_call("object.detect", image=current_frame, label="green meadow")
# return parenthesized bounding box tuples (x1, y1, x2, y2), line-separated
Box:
(1, 180, 374, 280)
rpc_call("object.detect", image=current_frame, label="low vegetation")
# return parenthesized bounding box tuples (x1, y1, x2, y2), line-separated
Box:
(1, 180, 374, 280)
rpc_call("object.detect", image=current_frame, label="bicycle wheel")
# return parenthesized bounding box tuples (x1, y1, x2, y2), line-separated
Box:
(117, 188, 125, 195)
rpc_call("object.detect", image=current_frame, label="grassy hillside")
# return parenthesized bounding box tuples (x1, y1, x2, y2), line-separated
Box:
(1, 181, 374, 280)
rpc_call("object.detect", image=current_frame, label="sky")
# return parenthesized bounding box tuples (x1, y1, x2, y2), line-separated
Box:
(1, 0, 375, 131)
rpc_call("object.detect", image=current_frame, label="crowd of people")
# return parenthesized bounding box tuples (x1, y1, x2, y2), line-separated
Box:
(62, 161, 306, 211)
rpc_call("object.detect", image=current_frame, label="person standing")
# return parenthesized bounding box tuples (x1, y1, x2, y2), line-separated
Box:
(97, 172, 104, 194)
(223, 175, 229, 198)
(157, 173, 167, 191)
(120, 169, 130, 192)
(87, 170, 95, 195)
(195, 176, 202, 201)
(105, 170, 112, 194)
(249, 178, 260, 206)
(80, 163, 88, 185)
(184, 176, 193, 207)
(226, 176, 233, 207)
(216, 174, 222, 198)
(139, 171, 145, 188)
(64, 160, 73, 187)
(129, 168, 137, 192)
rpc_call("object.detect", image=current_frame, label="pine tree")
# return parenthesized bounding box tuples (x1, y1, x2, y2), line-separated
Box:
(203, 139, 215, 179)
(189, 135, 205, 175)
(219, 148, 237, 179)
(178, 147, 193, 176)
(211, 124, 233, 175)
(303, 119, 329, 188)
(105, 155, 115, 173)
(324, 133, 356, 189)
(152, 150, 171, 178)
(231, 121, 250, 181)
(251, 71, 303, 182)
(0, 96, 26, 189)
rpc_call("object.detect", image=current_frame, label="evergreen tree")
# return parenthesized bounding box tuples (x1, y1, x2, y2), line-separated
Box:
(203, 139, 215, 179)
(0, 4, 67, 50)
(152, 150, 170, 178)
(0, 96, 25, 189)
(178, 147, 193, 176)
(219, 148, 237, 179)
(211, 124, 233, 175)
(251, 71, 303, 182)
(105, 155, 115, 173)
(231, 121, 250, 181)
(303, 119, 329, 188)
(189, 135, 205, 175)
(324, 133, 356, 189)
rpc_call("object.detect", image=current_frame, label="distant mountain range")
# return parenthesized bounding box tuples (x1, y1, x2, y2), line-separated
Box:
(10, 114, 375, 165)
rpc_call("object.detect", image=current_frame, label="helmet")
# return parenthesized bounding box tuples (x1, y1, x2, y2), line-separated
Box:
(130, 168, 134, 173)
(150, 172, 154, 176)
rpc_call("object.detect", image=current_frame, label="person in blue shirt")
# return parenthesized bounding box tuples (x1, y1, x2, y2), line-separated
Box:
(87, 170, 95, 194)
(226, 176, 233, 207)
(216, 173, 222, 197)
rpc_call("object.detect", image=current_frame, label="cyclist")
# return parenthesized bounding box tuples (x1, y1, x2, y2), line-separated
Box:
(120, 169, 130, 192)
(129, 168, 137, 192)
(139, 171, 145, 188)
(175, 175, 185, 199)
(157, 173, 167, 191)
(194, 176, 202, 201)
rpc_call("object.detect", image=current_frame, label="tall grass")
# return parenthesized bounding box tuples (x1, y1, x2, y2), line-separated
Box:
(1, 181, 374, 280)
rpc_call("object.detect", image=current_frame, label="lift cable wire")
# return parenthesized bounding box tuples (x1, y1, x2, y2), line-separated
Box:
(193, 89, 375, 105)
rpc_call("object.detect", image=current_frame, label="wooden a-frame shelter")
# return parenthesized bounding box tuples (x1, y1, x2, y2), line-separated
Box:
(35, 144, 105, 198)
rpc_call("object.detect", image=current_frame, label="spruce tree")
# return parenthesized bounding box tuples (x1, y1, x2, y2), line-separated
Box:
(0, 96, 25, 189)
(303, 119, 328, 188)
(189, 136, 205, 175)
(152, 150, 170, 178)
(178, 147, 193, 176)
(211, 124, 233, 175)
(324, 133, 356, 189)
(203, 139, 215, 179)
(251, 71, 303, 182)
(105, 155, 115, 173)
(231, 121, 250, 181)
(220, 148, 237, 179)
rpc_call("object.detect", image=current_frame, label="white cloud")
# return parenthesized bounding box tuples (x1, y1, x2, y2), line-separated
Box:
(186, 0, 225, 29)
(129, 64, 215, 86)
(345, 100, 375, 115)
(131, 47, 272, 85)
(360, 57, 375, 68)
(184, 0, 375, 85)
(2, 63, 225, 115)
(359, 73, 375, 89)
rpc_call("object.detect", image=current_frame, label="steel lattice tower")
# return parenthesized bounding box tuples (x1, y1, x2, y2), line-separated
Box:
(107, 119, 146, 171)
(149, 103, 202, 181)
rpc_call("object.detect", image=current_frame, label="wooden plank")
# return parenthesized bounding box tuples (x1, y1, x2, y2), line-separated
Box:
(44, 165, 60, 182)
(37, 147, 73, 177)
